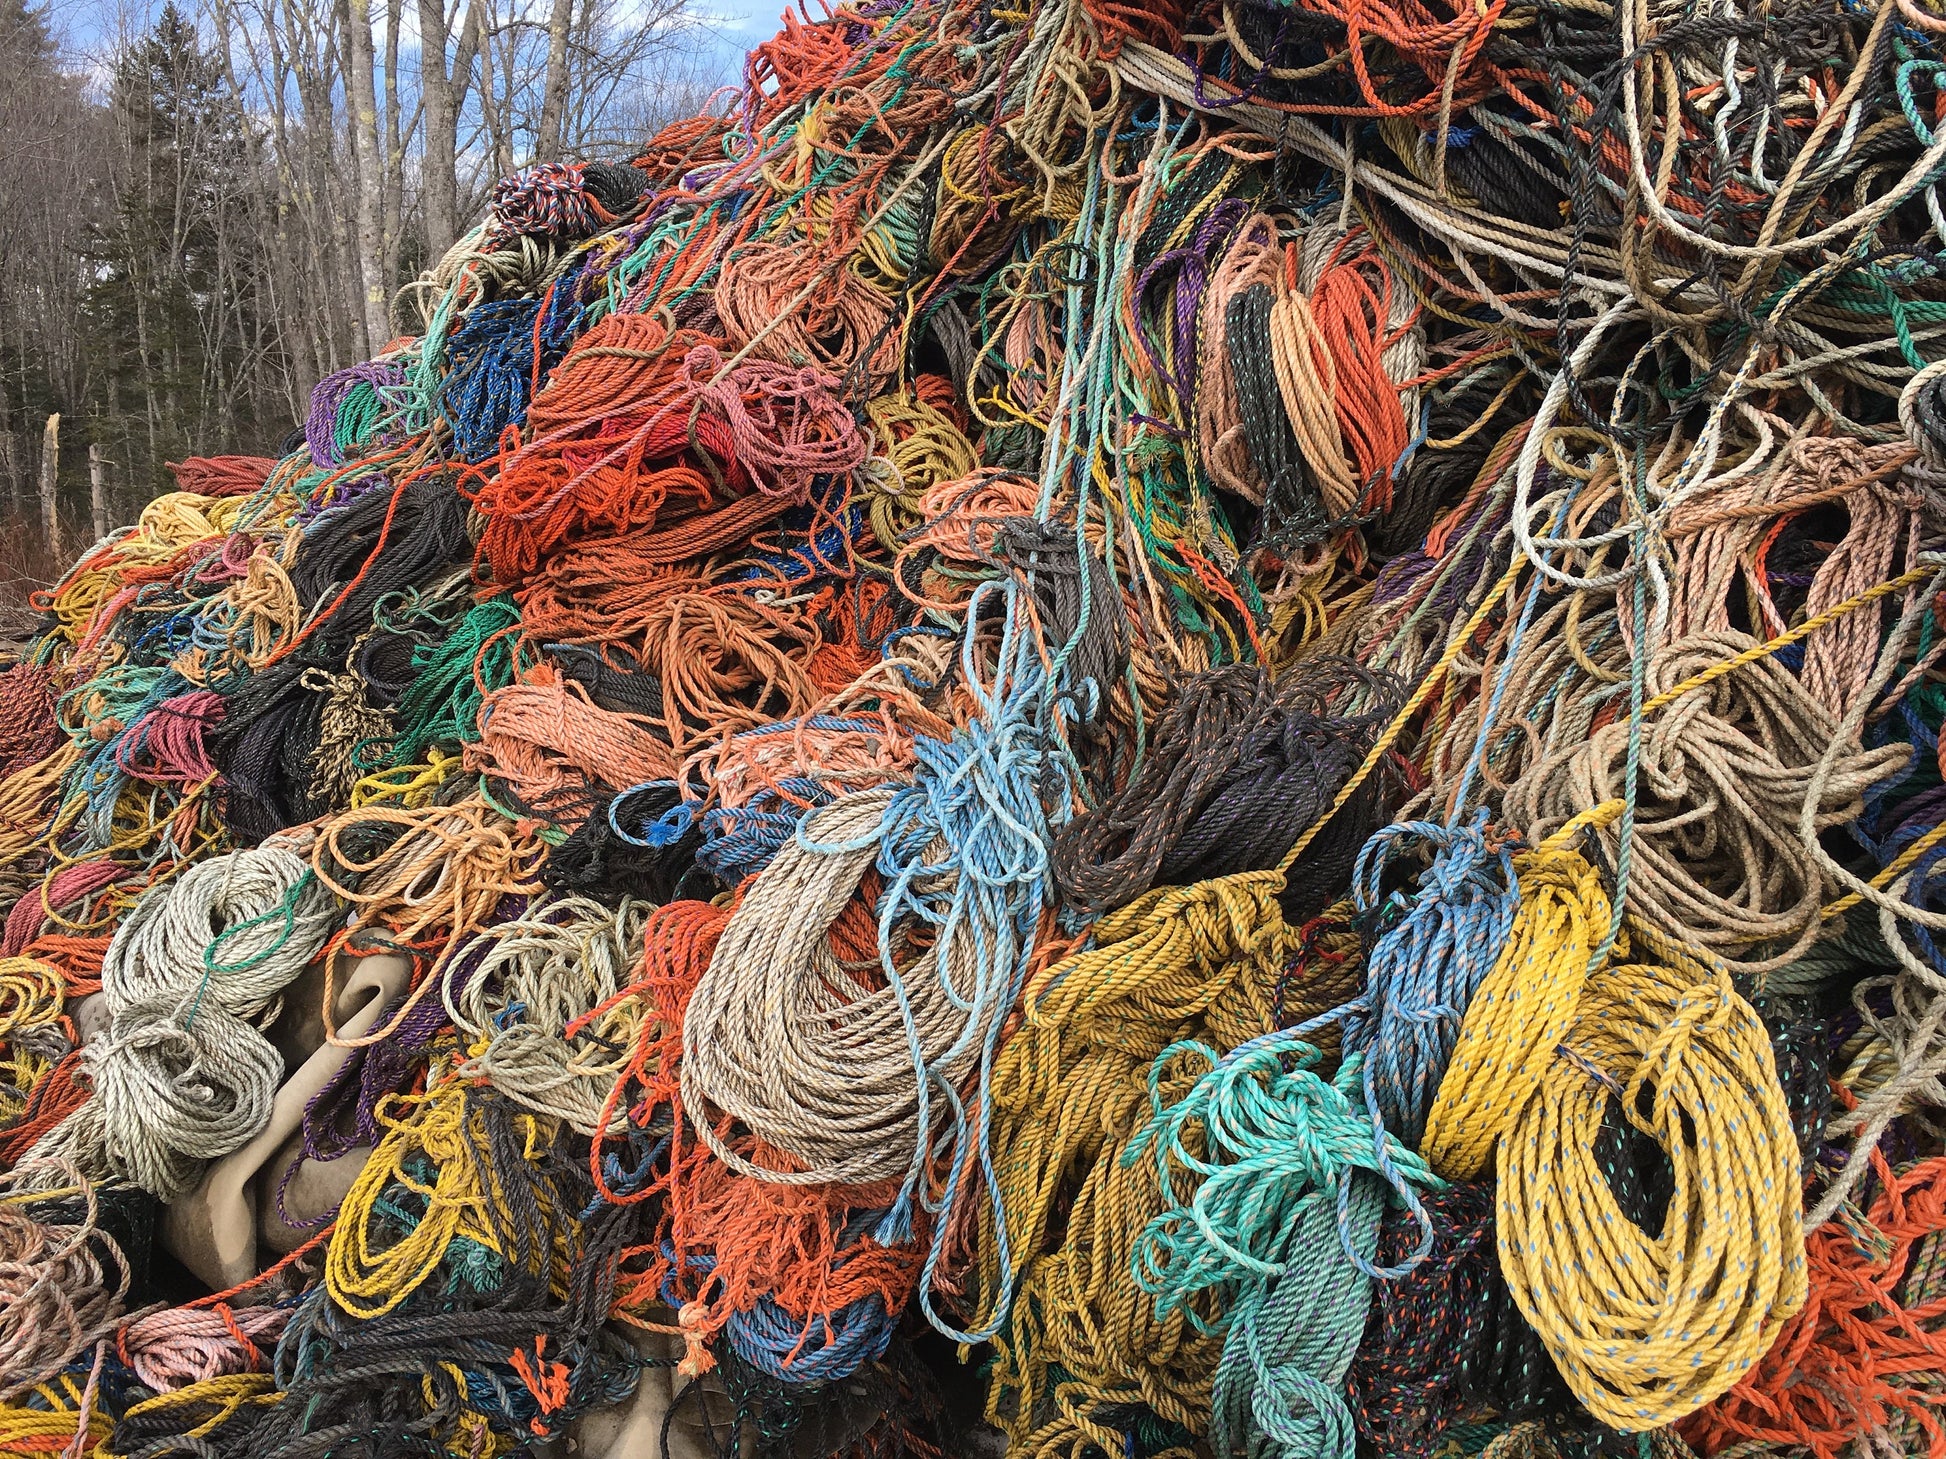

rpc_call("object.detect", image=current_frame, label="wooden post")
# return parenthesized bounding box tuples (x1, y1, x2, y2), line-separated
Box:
(89, 443, 107, 541)
(38, 414, 58, 562)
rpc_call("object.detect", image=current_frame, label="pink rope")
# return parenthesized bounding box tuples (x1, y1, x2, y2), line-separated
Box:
(120, 1303, 290, 1390)
(1, 859, 126, 959)
(112, 691, 226, 788)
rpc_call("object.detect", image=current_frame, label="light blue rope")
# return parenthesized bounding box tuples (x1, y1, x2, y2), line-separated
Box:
(1330, 493, 1573, 1197)
(1346, 815, 1520, 1148)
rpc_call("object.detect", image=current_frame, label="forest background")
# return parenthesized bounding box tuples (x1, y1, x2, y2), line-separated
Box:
(0, 0, 745, 610)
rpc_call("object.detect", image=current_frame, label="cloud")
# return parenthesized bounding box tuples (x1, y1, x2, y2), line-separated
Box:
(692, 1, 775, 34)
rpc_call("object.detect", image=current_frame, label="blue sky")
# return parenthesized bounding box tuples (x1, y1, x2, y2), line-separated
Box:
(696, 0, 784, 80)
(45, 0, 794, 85)
(700, 0, 781, 43)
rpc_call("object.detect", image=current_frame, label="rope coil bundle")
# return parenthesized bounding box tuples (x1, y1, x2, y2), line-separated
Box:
(29, 845, 335, 1200)
(1497, 958, 1808, 1429)
(5, 0, 1946, 1451)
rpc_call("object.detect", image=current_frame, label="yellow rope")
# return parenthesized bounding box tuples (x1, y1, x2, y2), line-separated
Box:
(0, 957, 66, 1124)
(1497, 956, 1807, 1429)
(350, 746, 460, 810)
(1823, 815, 1946, 922)
(0, 747, 79, 868)
(981, 871, 1295, 1455)
(325, 1074, 566, 1320)
(0, 958, 64, 1036)
(0, 1403, 109, 1454)
(39, 492, 261, 644)
(116, 1373, 280, 1440)
(0, 1367, 117, 1453)
(1420, 801, 1623, 1180)
(861, 393, 979, 550)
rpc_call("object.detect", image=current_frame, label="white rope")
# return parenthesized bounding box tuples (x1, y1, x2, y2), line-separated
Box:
(28, 842, 338, 1201)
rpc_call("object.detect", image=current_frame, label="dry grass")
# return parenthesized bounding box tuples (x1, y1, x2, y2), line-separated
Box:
(0, 514, 59, 652)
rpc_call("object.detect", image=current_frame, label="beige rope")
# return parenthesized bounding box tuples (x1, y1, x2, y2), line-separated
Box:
(680, 787, 997, 1186)
(1506, 634, 1908, 976)
(447, 891, 648, 1136)
(30, 843, 337, 1200)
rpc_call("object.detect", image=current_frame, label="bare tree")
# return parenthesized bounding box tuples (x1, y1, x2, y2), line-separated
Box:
(89, 443, 108, 541)
(345, 0, 389, 351)
(0, 0, 714, 539)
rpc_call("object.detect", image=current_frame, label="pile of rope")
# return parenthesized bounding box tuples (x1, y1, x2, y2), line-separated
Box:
(6, 0, 1946, 1453)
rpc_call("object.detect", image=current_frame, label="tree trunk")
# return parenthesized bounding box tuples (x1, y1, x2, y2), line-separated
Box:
(345, 0, 390, 350)
(132, 264, 160, 467)
(89, 442, 107, 542)
(536, 0, 573, 162)
(476, 10, 515, 183)
(381, 0, 405, 297)
(416, 0, 456, 257)
(0, 377, 14, 512)
(38, 414, 59, 562)
(418, 0, 482, 259)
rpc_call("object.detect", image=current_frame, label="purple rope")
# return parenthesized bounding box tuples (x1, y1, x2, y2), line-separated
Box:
(1131, 198, 1249, 400)
(295, 471, 391, 527)
(306, 361, 408, 468)
(1371, 552, 1437, 607)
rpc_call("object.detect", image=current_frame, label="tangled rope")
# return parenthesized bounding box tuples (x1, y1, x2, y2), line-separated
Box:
(6, 0, 1946, 1451)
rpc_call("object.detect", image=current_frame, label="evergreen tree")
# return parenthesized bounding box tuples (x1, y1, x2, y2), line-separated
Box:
(85, 3, 281, 476)
(0, 0, 86, 506)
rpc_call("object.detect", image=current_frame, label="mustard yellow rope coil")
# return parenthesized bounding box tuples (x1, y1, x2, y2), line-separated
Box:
(0, 1405, 110, 1454)
(861, 393, 978, 550)
(0, 958, 64, 1036)
(0, 746, 78, 867)
(0, 1366, 118, 1455)
(0, 957, 66, 1124)
(981, 870, 1295, 1456)
(1420, 802, 1622, 1181)
(1496, 957, 1807, 1430)
(40, 491, 258, 643)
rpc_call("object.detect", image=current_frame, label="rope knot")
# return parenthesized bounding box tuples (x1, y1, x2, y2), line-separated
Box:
(676, 1300, 716, 1379)
(508, 1334, 572, 1427)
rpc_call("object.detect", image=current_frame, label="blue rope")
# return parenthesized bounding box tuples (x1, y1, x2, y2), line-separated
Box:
(725, 1292, 898, 1383)
(809, 570, 1065, 1344)
(701, 779, 837, 883)
(441, 298, 543, 463)
(1345, 815, 1520, 1150)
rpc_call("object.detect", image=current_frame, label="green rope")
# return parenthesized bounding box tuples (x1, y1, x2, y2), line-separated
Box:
(1210, 1178, 1382, 1459)
(391, 594, 523, 764)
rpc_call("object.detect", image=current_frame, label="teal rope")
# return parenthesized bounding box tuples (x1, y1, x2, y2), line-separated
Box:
(1125, 1036, 1440, 1313)
(391, 594, 523, 764)
(1210, 1176, 1383, 1459)
(1125, 1036, 1439, 1458)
